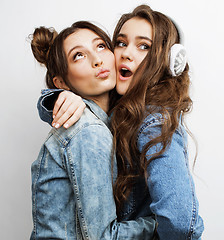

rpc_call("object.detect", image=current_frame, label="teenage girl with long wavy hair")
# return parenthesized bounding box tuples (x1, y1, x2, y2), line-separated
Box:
(37, 5, 204, 239)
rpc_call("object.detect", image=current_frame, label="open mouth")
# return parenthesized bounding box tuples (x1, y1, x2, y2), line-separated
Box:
(119, 68, 133, 78)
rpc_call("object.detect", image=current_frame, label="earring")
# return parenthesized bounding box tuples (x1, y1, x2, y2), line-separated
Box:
(169, 44, 187, 77)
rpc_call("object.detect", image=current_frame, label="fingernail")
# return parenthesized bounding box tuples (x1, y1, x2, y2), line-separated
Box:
(52, 123, 55, 127)
(55, 123, 60, 129)
(64, 123, 69, 129)
(53, 115, 55, 119)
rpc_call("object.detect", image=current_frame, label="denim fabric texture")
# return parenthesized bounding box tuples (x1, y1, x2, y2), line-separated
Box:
(121, 112, 204, 239)
(31, 90, 156, 239)
(36, 89, 204, 240)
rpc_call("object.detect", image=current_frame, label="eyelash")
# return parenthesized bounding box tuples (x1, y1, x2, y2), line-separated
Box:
(115, 40, 126, 47)
(73, 52, 84, 61)
(139, 43, 150, 50)
(116, 40, 150, 50)
(97, 42, 106, 50)
(73, 42, 107, 62)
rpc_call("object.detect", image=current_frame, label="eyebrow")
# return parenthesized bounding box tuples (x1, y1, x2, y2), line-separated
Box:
(67, 37, 103, 57)
(116, 33, 153, 43)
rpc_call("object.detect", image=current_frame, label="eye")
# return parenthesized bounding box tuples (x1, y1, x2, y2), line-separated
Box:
(73, 52, 84, 61)
(139, 43, 150, 50)
(97, 43, 106, 51)
(116, 40, 127, 48)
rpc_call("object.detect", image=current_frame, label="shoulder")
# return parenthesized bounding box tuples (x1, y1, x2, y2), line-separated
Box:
(137, 111, 165, 144)
(138, 112, 163, 136)
(137, 110, 187, 151)
(47, 107, 111, 147)
(138, 109, 186, 137)
(40, 108, 112, 167)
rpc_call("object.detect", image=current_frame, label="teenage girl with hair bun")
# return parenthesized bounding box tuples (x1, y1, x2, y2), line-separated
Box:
(30, 21, 156, 239)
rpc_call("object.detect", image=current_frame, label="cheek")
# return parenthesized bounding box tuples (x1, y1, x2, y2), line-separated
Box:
(67, 65, 89, 84)
(68, 67, 79, 80)
(136, 52, 148, 68)
(114, 50, 120, 67)
(108, 52, 116, 68)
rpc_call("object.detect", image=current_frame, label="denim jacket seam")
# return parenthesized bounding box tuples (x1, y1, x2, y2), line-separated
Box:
(176, 125, 188, 155)
(76, 208, 84, 239)
(120, 185, 137, 217)
(39, 89, 63, 112)
(137, 117, 162, 141)
(137, 115, 198, 238)
(32, 146, 46, 238)
(39, 91, 56, 113)
(51, 122, 106, 148)
(174, 126, 197, 238)
(50, 128, 70, 146)
(66, 146, 90, 240)
(177, 127, 197, 238)
(186, 162, 197, 239)
(60, 147, 67, 170)
(45, 131, 67, 170)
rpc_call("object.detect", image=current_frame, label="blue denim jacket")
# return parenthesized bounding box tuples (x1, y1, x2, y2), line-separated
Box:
(31, 89, 156, 239)
(120, 112, 204, 240)
(37, 89, 204, 240)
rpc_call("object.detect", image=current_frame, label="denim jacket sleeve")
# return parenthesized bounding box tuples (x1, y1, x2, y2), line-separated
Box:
(137, 114, 204, 240)
(63, 123, 155, 240)
(37, 89, 63, 125)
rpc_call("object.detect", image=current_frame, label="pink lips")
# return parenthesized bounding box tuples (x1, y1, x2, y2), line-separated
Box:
(118, 64, 133, 81)
(96, 68, 110, 78)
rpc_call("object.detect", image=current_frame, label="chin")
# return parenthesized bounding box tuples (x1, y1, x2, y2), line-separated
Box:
(116, 86, 127, 95)
(116, 81, 129, 95)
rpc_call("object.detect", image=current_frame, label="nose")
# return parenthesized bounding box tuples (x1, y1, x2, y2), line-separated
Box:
(121, 45, 133, 62)
(92, 53, 103, 68)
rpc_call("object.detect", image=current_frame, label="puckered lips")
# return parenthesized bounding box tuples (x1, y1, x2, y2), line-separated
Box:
(96, 68, 110, 79)
(118, 64, 133, 81)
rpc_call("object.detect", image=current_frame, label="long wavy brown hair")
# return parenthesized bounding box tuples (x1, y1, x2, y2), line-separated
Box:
(110, 5, 193, 212)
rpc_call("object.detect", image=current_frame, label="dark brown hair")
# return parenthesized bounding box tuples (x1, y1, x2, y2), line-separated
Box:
(30, 21, 113, 90)
(111, 5, 192, 212)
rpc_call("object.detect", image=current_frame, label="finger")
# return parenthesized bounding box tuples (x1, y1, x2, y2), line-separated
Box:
(53, 101, 81, 128)
(63, 103, 86, 129)
(52, 91, 77, 125)
(52, 92, 67, 118)
(52, 101, 74, 127)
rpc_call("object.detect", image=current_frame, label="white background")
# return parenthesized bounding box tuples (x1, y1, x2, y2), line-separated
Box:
(0, 0, 223, 239)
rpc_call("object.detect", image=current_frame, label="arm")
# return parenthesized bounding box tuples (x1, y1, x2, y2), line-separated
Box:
(66, 124, 156, 240)
(137, 117, 204, 240)
(37, 89, 63, 125)
(37, 89, 85, 128)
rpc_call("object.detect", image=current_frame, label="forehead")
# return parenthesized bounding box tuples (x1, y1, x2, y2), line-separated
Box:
(119, 17, 153, 39)
(64, 29, 100, 52)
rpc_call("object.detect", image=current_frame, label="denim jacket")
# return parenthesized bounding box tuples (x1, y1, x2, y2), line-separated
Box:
(31, 89, 155, 240)
(37, 89, 204, 240)
(120, 112, 204, 240)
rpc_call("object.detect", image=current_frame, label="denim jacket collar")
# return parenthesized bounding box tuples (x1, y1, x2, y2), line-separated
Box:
(83, 99, 109, 128)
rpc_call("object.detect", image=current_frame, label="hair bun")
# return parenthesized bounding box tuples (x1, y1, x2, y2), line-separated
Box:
(31, 27, 58, 66)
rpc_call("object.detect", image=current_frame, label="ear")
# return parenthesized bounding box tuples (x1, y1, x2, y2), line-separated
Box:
(53, 76, 70, 90)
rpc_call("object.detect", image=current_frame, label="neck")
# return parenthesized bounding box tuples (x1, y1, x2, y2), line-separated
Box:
(88, 92, 110, 113)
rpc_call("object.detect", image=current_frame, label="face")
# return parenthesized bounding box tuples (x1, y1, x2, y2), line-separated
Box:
(114, 17, 153, 95)
(63, 29, 116, 100)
